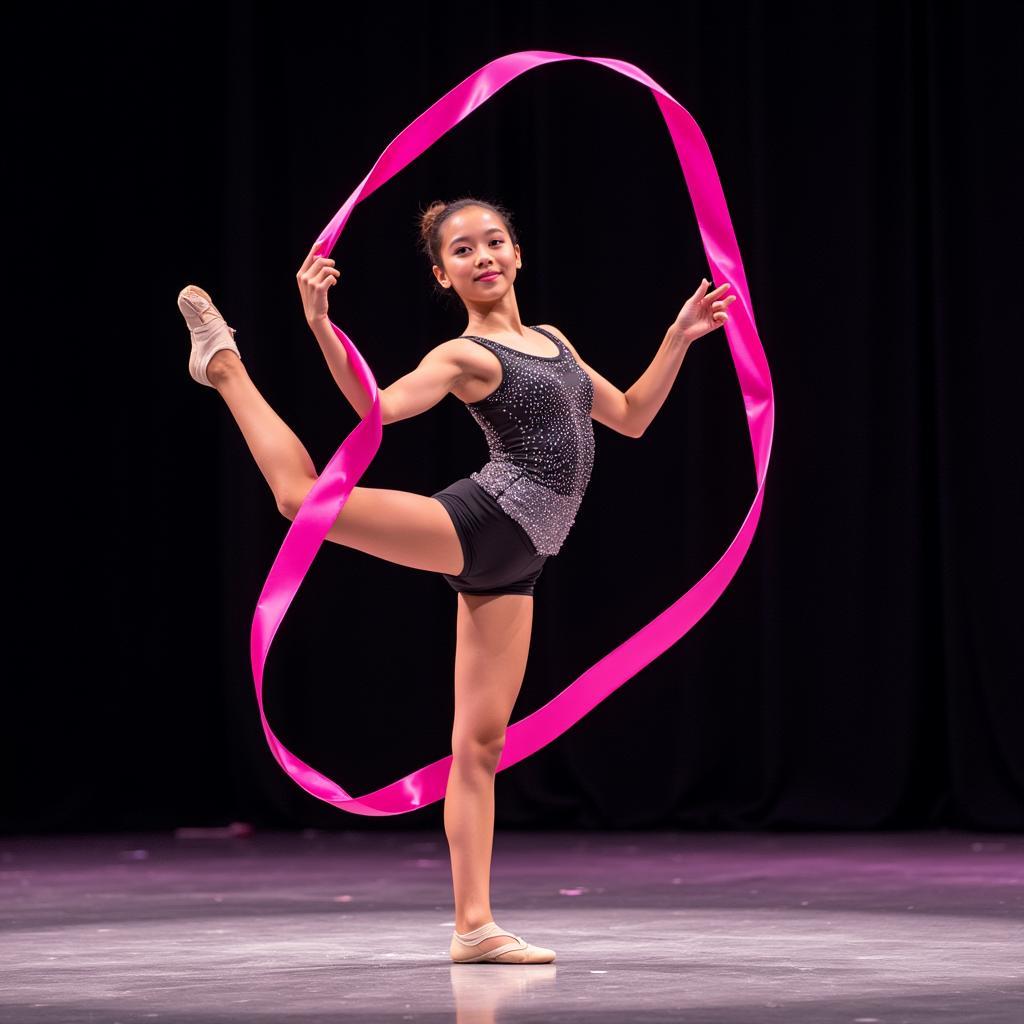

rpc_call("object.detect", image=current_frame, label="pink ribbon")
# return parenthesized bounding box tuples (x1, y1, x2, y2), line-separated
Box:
(249, 51, 774, 816)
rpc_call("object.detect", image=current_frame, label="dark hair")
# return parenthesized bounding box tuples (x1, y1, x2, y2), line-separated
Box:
(417, 197, 521, 305)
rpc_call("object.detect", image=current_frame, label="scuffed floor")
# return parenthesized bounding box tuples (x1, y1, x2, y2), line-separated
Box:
(1, 830, 1021, 1022)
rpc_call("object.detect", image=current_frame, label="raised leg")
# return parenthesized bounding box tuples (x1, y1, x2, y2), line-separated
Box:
(207, 352, 464, 575)
(445, 591, 534, 957)
(207, 351, 317, 508)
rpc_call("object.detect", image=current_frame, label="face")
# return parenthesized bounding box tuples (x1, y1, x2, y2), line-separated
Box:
(433, 206, 521, 301)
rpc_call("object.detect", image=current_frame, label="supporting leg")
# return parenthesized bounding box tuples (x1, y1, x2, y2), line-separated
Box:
(445, 592, 534, 956)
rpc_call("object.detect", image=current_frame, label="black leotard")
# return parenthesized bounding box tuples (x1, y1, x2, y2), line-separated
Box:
(458, 326, 595, 556)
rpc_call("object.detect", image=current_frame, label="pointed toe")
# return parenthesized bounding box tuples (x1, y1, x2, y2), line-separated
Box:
(176, 284, 241, 387)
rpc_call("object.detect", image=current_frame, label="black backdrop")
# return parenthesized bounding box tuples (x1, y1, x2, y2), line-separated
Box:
(12, 1, 1022, 834)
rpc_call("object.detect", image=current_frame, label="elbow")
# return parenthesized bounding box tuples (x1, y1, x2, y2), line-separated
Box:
(627, 411, 646, 437)
(623, 397, 644, 438)
(626, 412, 645, 438)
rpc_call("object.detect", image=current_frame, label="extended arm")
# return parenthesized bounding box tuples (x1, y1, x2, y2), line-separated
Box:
(378, 341, 470, 425)
(619, 326, 693, 438)
(621, 278, 736, 435)
(308, 320, 468, 425)
(539, 280, 734, 437)
(297, 246, 467, 425)
(539, 324, 689, 438)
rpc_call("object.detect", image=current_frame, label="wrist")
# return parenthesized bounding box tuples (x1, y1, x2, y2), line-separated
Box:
(668, 323, 694, 349)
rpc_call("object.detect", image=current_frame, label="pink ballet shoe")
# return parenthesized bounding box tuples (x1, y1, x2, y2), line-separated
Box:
(177, 284, 241, 387)
(450, 921, 556, 964)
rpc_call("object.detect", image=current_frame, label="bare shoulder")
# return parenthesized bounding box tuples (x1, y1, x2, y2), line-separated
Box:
(429, 336, 493, 375)
(417, 336, 473, 363)
(426, 336, 501, 404)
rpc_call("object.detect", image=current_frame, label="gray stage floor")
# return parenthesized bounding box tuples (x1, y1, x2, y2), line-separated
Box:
(1, 829, 1021, 1022)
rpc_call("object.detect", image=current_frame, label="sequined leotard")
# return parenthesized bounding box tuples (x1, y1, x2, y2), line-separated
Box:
(459, 326, 595, 556)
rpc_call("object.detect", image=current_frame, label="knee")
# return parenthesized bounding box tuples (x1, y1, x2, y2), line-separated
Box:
(451, 733, 506, 772)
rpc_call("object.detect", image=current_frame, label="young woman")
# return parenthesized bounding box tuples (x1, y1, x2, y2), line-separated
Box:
(177, 197, 734, 964)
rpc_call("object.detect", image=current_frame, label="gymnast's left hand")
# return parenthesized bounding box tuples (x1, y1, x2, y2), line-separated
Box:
(670, 278, 736, 346)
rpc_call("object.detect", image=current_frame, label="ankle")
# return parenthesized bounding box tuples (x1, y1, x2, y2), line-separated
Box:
(206, 349, 242, 384)
(455, 913, 495, 934)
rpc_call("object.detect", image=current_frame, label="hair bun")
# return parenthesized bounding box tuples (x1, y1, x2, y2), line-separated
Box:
(418, 201, 447, 246)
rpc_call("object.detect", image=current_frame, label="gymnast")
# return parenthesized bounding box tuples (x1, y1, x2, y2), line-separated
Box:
(177, 196, 734, 963)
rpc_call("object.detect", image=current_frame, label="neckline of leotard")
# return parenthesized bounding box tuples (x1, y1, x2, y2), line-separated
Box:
(462, 327, 563, 361)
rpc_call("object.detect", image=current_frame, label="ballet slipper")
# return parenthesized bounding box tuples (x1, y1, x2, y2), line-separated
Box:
(177, 284, 241, 387)
(450, 921, 556, 964)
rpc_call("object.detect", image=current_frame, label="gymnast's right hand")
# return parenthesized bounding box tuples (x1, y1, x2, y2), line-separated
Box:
(297, 241, 341, 325)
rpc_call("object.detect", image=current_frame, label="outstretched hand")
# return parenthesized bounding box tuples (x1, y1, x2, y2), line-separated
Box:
(671, 278, 736, 345)
(297, 241, 341, 325)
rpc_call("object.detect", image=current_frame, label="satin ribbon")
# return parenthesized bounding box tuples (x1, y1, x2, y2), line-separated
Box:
(249, 51, 774, 816)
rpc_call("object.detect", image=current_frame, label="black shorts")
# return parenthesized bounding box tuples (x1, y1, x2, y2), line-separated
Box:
(430, 478, 549, 596)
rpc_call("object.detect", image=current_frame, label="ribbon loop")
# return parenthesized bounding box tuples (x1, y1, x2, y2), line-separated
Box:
(248, 51, 774, 816)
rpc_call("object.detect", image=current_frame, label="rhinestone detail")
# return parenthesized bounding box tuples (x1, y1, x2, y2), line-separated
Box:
(461, 327, 595, 556)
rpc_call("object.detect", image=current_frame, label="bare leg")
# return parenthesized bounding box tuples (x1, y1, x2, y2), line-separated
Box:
(206, 351, 317, 509)
(445, 591, 534, 956)
(207, 354, 530, 956)
(206, 351, 464, 575)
